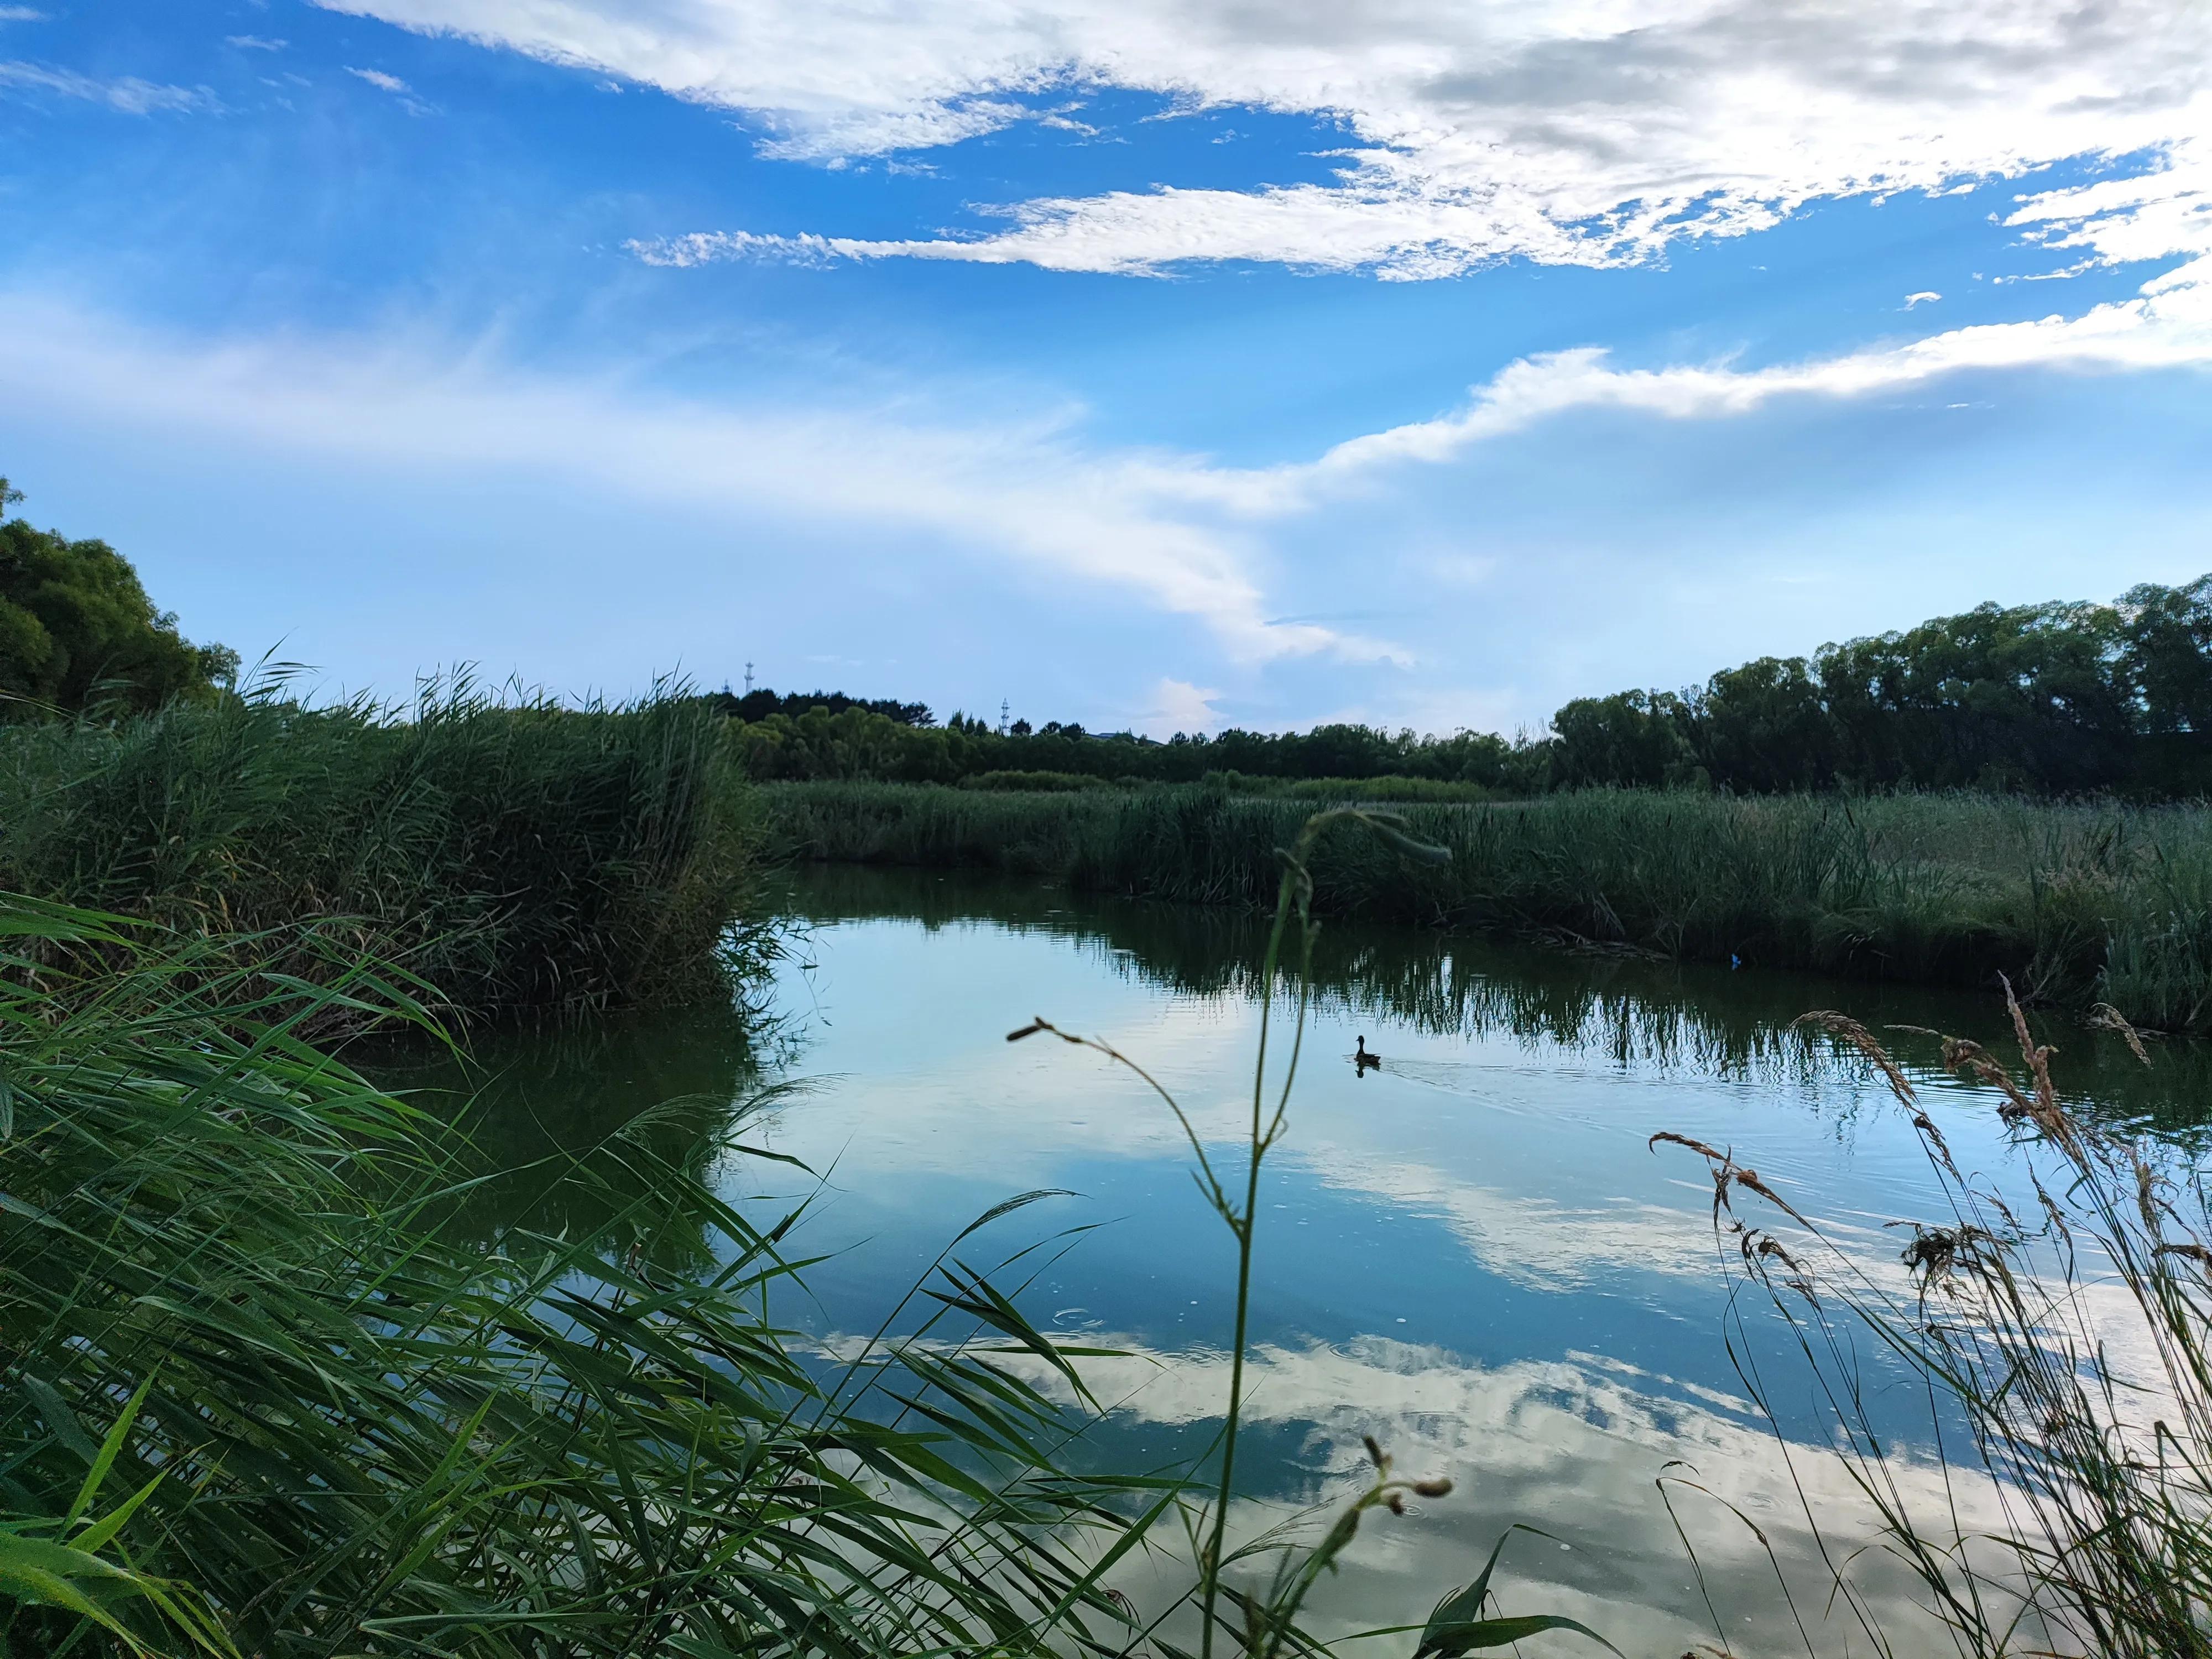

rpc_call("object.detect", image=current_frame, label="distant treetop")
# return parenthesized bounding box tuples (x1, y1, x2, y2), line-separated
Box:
(0, 480, 236, 719)
(717, 571, 2212, 800)
(705, 686, 935, 726)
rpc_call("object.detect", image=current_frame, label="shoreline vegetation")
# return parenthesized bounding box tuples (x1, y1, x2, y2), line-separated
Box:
(0, 679, 763, 1021)
(4, 493, 2210, 1031)
(763, 781, 2212, 1036)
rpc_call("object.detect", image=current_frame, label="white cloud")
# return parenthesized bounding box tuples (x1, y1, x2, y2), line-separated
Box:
(0, 7, 47, 22)
(1904, 290, 1942, 308)
(957, 1331, 2028, 1651)
(347, 64, 440, 115)
(1144, 676, 1222, 735)
(0, 294, 1367, 665)
(1266, 268, 2212, 497)
(0, 60, 214, 113)
(317, 0, 2209, 279)
(227, 35, 288, 51)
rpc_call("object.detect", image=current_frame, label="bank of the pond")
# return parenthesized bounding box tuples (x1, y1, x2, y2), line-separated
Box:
(763, 781, 2212, 1034)
(0, 687, 764, 1018)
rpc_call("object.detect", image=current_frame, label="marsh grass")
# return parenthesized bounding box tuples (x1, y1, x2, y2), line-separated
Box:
(0, 676, 764, 1020)
(0, 896, 1167, 1657)
(764, 782, 2212, 1034)
(1661, 991, 2212, 1656)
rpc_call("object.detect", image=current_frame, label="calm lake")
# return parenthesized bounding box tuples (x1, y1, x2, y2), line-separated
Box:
(435, 863, 2210, 1655)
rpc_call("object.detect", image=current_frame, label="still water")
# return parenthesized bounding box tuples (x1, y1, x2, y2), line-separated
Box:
(440, 864, 2209, 1655)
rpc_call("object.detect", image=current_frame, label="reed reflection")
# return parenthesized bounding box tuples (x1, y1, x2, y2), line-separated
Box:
(778, 863, 2212, 1134)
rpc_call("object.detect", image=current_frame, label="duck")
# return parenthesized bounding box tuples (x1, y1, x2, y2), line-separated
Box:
(1354, 1035, 1381, 1070)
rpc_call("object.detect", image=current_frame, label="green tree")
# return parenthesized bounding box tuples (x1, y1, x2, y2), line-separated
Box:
(0, 487, 235, 718)
(1692, 655, 1837, 791)
(2122, 576, 2212, 736)
(1550, 689, 1695, 787)
(2118, 575, 2212, 794)
(1815, 601, 2133, 792)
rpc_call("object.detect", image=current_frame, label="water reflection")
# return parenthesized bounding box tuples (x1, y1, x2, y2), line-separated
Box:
(780, 863, 2212, 1134)
(1008, 1333, 2029, 1656)
(401, 863, 2205, 1651)
(366, 1003, 771, 1271)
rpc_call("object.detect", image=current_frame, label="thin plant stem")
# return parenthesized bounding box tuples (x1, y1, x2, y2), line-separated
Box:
(1199, 845, 1300, 1659)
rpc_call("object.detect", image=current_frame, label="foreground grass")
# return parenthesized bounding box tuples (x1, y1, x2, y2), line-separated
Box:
(0, 681, 761, 1019)
(0, 898, 1158, 1658)
(764, 781, 2212, 1034)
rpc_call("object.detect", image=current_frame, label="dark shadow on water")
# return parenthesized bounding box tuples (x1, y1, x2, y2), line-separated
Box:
(357, 1001, 781, 1270)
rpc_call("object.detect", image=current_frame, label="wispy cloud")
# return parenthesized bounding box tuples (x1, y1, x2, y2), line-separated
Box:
(0, 294, 1373, 665)
(0, 8, 48, 22)
(1287, 272, 2212, 495)
(1072, 261, 2208, 526)
(0, 60, 215, 114)
(11, 260, 2195, 700)
(322, 0, 2210, 280)
(226, 34, 288, 51)
(346, 65, 410, 93)
(346, 64, 437, 114)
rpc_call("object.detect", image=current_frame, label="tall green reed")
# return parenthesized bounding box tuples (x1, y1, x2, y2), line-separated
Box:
(0, 895, 1163, 1657)
(1011, 808, 1614, 1659)
(0, 675, 764, 1020)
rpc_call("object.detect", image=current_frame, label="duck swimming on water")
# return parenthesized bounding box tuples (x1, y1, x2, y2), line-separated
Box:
(1354, 1036, 1381, 1070)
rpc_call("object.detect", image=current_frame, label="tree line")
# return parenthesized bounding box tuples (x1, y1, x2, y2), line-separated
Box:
(729, 575, 2212, 797)
(1548, 578, 2212, 795)
(1, 479, 2203, 798)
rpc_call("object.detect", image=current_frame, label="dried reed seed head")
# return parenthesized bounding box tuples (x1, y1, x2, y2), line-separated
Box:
(1362, 1433, 1386, 1468)
(2136, 1158, 2163, 1230)
(1412, 1477, 1453, 1498)
(1731, 1166, 1812, 1228)
(1386, 1494, 1406, 1515)
(1794, 1010, 1916, 1105)
(1648, 1130, 1728, 1164)
(1751, 1234, 1802, 1272)
(2088, 1001, 2154, 1067)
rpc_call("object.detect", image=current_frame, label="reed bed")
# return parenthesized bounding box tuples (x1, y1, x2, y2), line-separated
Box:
(763, 782, 2212, 1035)
(0, 680, 764, 1018)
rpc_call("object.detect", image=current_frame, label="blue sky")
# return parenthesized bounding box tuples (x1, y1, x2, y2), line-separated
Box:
(2, 1, 2207, 734)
